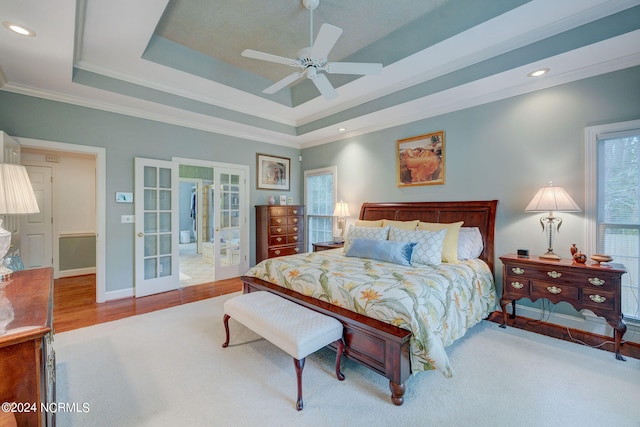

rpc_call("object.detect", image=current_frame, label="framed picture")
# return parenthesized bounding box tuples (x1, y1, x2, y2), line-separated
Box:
(257, 154, 290, 190)
(396, 130, 445, 187)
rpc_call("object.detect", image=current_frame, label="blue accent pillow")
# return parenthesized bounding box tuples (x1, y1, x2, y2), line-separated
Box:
(345, 238, 416, 266)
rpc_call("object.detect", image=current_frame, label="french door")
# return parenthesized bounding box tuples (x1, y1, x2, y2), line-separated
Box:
(134, 157, 179, 297)
(213, 168, 245, 280)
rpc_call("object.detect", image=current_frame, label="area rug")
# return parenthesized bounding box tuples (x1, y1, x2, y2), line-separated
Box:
(54, 292, 640, 426)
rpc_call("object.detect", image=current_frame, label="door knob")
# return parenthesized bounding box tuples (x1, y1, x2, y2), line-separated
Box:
(137, 232, 144, 237)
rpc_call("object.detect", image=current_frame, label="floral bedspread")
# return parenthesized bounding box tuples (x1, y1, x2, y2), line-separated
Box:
(244, 249, 497, 377)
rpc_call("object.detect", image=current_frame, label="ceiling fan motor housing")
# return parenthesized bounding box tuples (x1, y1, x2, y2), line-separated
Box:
(303, 0, 320, 11)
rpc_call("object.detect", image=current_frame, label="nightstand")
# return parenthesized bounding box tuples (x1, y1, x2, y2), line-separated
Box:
(499, 253, 627, 360)
(312, 241, 344, 252)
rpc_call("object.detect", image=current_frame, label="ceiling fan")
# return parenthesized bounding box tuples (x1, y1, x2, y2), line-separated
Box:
(241, 0, 382, 100)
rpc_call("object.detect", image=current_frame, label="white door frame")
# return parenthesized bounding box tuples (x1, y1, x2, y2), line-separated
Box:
(173, 157, 250, 276)
(18, 137, 107, 303)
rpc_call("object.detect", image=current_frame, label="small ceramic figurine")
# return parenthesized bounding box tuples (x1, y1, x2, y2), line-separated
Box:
(573, 251, 587, 264)
(570, 244, 578, 256)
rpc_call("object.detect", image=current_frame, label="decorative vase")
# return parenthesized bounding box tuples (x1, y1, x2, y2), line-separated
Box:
(267, 195, 275, 205)
(570, 244, 578, 256)
(573, 252, 587, 264)
(0, 281, 14, 335)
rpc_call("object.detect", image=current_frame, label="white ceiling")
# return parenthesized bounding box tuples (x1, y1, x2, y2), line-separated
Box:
(1, 0, 639, 149)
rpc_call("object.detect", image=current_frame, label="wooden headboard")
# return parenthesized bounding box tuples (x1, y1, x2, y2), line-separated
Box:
(359, 200, 499, 274)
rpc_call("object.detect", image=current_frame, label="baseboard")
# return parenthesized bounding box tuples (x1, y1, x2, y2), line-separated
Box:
(58, 267, 96, 278)
(105, 287, 134, 301)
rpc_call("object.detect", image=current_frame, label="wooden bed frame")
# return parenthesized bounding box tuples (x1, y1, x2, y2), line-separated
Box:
(241, 200, 498, 405)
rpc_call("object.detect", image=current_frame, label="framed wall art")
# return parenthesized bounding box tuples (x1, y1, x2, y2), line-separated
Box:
(257, 153, 290, 191)
(396, 130, 445, 187)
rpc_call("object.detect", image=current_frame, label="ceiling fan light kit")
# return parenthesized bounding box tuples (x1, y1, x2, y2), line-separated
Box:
(242, 0, 382, 100)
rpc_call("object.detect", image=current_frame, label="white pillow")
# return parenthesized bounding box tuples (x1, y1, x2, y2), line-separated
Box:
(343, 225, 390, 253)
(457, 227, 484, 260)
(388, 226, 446, 266)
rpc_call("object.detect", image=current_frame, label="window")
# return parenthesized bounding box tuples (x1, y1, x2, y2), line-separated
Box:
(586, 120, 640, 321)
(304, 167, 337, 252)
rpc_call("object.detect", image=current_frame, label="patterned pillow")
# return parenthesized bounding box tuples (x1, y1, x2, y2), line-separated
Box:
(388, 227, 447, 266)
(343, 225, 390, 253)
(417, 221, 464, 263)
(345, 238, 416, 266)
(457, 227, 484, 260)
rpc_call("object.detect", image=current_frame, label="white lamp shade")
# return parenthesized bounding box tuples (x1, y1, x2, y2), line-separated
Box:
(525, 182, 581, 213)
(333, 201, 351, 217)
(0, 164, 40, 214)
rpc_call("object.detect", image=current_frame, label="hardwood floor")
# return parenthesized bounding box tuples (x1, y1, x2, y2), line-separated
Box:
(53, 274, 242, 333)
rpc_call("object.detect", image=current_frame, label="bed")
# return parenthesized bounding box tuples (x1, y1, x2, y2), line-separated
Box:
(241, 200, 498, 405)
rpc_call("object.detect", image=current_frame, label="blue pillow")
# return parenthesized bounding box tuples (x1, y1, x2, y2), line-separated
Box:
(345, 238, 416, 266)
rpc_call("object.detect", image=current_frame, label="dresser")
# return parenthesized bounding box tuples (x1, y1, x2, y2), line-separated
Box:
(255, 205, 305, 263)
(0, 268, 55, 427)
(499, 254, 627, 360)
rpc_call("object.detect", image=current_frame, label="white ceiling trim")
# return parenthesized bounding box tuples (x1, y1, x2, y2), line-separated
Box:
(298, 30, 640, 148)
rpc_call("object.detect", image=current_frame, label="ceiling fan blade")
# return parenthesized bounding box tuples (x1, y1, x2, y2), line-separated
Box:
(310, 24, 343, 59)
(310, 72, 338, 100)
(263, 71, 305, 94)
(242, 49, 298, 67)
(325, 62, 383, 75)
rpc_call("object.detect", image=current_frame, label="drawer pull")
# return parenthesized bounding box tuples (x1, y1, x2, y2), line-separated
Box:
(293, 210, 298, 215)
(276, 219, 282, 224)
(274, 250, 280, 255)
(588, 277, 605, 286)
(276, 228, 282, 233)
(276, 237, 282, 243)
(589, 294, 607, 304)
(510, 281, 524, 289)
(511, 267, 524, 275)
(295, 247, 300, 252)
(293, 227, 298, 232)
(292, 236, 298, 241)
(547, 271, 562, 279)
(546, 286, 562, 294)
(292, 218, 298, 223)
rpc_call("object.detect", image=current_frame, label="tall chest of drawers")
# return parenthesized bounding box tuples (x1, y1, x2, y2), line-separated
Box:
(499, 254, 627, 360)
(255, 205, 305, 263)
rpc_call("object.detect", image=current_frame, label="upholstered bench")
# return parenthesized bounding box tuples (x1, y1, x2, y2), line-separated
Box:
(222, 291, 345, 410)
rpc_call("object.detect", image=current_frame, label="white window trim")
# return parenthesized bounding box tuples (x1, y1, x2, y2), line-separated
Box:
(584, 119, 640, 255)
(304, 166, 338, 247)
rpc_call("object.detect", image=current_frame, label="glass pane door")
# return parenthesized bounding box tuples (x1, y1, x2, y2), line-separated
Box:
(214, 169, 244, 279)
(135, 158, 179, 297)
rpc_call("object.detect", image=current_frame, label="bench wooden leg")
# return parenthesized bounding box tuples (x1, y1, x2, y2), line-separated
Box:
(222, 314, 231, 348)
(334, 339, 345, 381)
(293, 357, 305, 411)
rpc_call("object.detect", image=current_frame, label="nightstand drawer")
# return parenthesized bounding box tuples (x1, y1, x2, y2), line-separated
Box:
(582, 289, 615, 310)
(504, 276, 530, 297)
(531, 281, 579, 301)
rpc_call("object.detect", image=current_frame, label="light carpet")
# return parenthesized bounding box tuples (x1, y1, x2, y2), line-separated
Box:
(54, 292, 640, 427)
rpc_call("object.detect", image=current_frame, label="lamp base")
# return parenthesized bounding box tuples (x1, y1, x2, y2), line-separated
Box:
(539, 251, 561, 260)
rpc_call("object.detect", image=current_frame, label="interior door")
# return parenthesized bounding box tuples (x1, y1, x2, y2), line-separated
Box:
(20, 165, 53, 270)
(135, 157, 179, 297)
(214, 168, 245, 280)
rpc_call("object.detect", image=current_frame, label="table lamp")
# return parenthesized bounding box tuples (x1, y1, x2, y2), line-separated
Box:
(525, 181, 580, 260)
(332, 201, 351, 243)
(0, 163, 40, 279)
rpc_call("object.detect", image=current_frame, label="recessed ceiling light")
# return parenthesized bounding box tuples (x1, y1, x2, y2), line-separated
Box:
(527, 68, 549, 77)
(2, 21, 36, 37)
(338, 127, 347, 132)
